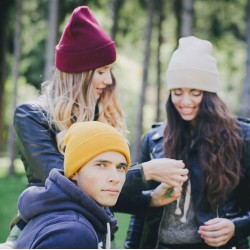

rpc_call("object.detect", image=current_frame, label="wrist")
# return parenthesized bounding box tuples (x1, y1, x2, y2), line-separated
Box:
(141, 161, 152, 181)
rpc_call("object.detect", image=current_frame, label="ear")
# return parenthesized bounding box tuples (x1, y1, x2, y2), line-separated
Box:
(71, 172, 78, 181)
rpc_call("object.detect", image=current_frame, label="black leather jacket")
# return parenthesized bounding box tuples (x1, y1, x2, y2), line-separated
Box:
(14, 98, 151, 214)
(125, 119, 250, 249)
(14, 98, 63, 186)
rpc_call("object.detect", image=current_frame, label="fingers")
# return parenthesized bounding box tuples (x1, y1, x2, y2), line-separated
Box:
(166, 174, 188, 186)
(142, 158, 189, 183)
(175, 160, 185, 168)
(198, 218, 235, 247)
(171, 186, 182, 197)
(200, 234, 230, 247)
(149, 182, 182, 207)
(159, 196, 179, 206)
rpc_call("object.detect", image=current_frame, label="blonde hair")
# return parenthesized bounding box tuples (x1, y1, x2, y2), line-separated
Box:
(41, 68, 127, 153)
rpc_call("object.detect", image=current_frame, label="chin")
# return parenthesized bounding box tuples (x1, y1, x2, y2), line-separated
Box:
(181, 114, 197, 120)
(103, 198, 118, 207)
(94, 96, 100, 102)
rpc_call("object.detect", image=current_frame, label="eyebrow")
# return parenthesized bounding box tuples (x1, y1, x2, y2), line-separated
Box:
(93, 160, 112, 164)
(94, 159, 127, 167)
(102, 66, 111, 70)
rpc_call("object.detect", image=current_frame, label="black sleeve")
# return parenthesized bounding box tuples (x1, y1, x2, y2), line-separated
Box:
(122, 133, 153, 248)
(14, 102, 64, 185)
(233, 122, 250, 241)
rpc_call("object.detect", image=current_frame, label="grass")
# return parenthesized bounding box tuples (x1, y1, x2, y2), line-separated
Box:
(113, 213, 131, 248)
(0, 174, 27, 243)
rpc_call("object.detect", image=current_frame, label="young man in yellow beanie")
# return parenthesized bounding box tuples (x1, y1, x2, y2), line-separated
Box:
(14, 121, 131, 249)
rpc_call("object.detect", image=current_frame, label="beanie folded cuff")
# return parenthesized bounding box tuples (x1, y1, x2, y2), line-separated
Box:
(56, 42, 116, 73)
(64, 123, 131, 179)
(167, 68, 219, 93)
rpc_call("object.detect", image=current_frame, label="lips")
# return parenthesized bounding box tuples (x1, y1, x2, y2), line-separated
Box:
(102, 189, 120, 194)
(179, 107, 195, 115)
(96, 88, 104, 95)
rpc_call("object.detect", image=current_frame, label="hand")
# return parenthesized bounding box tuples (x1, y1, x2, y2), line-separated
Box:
(142, 158, 188, 186)
(198, 218, 235, 247)
(150, 183, 182, 207)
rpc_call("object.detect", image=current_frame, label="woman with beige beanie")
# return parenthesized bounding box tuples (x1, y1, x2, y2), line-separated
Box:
(125, 36, 250, 249)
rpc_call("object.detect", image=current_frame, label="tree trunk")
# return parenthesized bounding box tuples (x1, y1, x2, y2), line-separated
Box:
(155, 0, 165, 122)
(173, 0, 182, 46)
(0, 1, 14, 151)
(43, 0, 59, 81)
(8, 0, 22, 175)
(110, 0, 124, 42)
(240, 0, 250, 118)
(180, 0, 194, 37)
(131, 0, 154, 162)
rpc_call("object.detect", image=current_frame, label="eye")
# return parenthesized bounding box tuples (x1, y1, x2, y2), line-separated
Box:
(172, 89, 183, 96)
(191, 89, 203, 96)
(96, 163, 106, 168)
(98, 71, 105, 75)
(117, 164, 127, 172)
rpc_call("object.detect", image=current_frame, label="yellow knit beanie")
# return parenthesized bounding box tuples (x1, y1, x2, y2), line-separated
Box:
(167, 36, 219, 93)
(64, 121, 131, 178)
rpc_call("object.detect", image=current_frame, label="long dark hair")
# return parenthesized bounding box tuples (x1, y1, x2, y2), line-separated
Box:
(164, 92, 243, 210)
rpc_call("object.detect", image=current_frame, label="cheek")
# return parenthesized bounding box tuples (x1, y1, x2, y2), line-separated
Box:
(92, 75, 99, 87)
(78, 176, 102, 200)
(171, 96, 180, 108)
(93, 74, 104, 85)
(195, 97, 203, 108)
(75, 171, 96, 193)
(119, 173, 126, 186)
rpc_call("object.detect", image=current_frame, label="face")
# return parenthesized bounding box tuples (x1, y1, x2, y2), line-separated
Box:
(92, 64, 113, 101)
(71, 151, 127, 207)
(171, 88, 203, 123)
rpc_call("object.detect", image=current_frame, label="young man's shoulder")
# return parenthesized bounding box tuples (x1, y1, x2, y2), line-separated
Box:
(35, 213, 99, 248)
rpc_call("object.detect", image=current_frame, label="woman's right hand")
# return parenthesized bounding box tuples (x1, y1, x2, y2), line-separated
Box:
(141, 158, 188, 186)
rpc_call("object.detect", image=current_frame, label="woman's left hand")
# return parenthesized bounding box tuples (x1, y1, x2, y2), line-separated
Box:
(198, 218, 235, 247)
(149, 183, 182, 207)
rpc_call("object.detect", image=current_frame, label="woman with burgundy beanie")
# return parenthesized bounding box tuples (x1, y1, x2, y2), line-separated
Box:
(125, 36, 250, 249)
(1, 5, 188, 248)
(3, 6, 124, 247)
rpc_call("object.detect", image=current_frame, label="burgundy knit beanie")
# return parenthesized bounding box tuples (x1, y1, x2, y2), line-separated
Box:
(55, 6, 116, 73)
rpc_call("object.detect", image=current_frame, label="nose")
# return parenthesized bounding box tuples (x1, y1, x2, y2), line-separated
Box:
(103, 72, 112, 85)
(108, 167, 120, 183)
(181, 93, 192, 105)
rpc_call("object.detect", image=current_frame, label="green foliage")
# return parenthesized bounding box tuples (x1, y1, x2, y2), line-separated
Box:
(3, 0, 250, 148)
(194, 0, 248, 115)
(19, 1, 48, 89)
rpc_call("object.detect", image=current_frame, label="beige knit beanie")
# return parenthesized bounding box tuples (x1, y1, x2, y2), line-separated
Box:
(167, 36, 219, 93)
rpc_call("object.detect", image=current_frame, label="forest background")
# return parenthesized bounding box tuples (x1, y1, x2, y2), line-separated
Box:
(0, 0, 250, 248)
